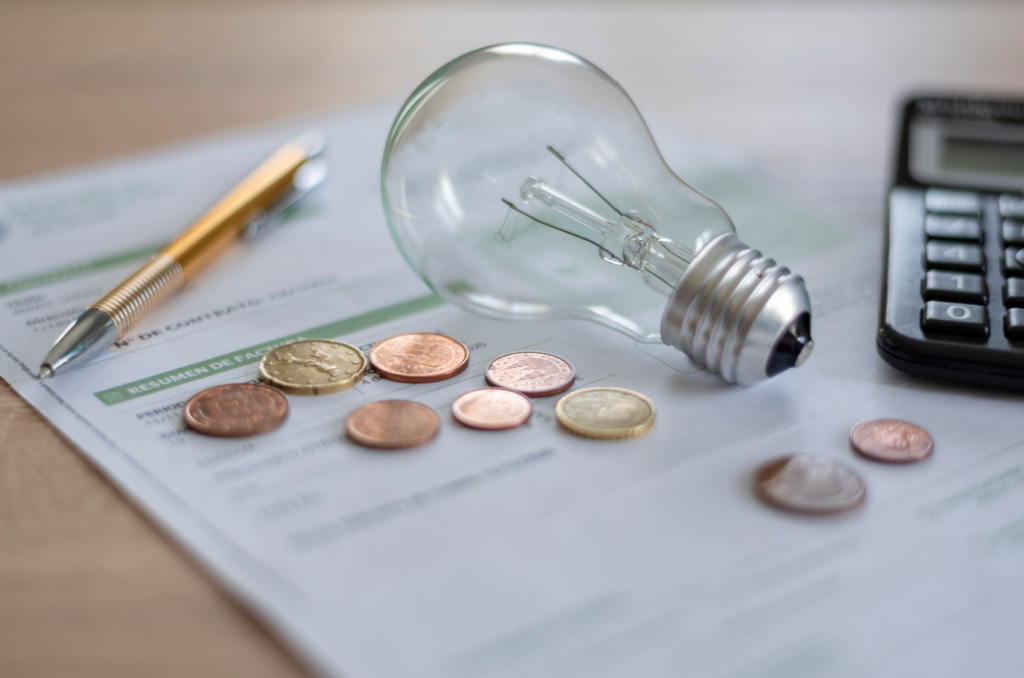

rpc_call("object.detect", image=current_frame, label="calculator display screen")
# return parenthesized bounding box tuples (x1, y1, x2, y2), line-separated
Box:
(909, 117, 1024, 191)
(942, 137, 1024, 178)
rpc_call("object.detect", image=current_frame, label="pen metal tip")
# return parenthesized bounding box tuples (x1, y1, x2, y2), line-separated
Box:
(38, 365, 53, 379)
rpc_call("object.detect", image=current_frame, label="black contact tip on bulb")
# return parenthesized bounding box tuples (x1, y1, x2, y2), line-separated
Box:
(766, 313, 813, 377)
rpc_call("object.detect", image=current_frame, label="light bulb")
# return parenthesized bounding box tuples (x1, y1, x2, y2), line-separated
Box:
(381, 44, 812, 384)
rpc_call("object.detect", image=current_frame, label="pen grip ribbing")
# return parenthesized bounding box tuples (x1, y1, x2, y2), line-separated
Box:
(90, 253, 185, 338)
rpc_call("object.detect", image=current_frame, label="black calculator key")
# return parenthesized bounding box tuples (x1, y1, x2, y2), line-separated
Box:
(1007, 309, 1024, 341)
(1000, 194, 1024, 218)
(1004, 219, 1024, 245)
(925, 215, 982, 241)
(926, 241, 985, 271)
(925, 188, 981, 215)
(922, 301, 989, 337)
(1004, 248, 1024, 276)
(923, 270, 986, 303)
(1004, 278, 1024, 307)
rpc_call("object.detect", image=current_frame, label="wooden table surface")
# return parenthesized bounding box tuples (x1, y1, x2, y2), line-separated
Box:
(2, 2, 1023, 676)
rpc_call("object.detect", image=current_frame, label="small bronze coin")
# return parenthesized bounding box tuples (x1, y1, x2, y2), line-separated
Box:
(183, 383, 289, 437)
(754, 454, 866, 514)
(346, 400, 439, 449)
(369, 333, 469, 383)
(452, 388, 532, 430)
(850, 419, 934, 463)
(485, 351, 575, 397)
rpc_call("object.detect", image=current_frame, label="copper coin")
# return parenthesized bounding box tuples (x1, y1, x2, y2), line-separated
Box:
(754, 454, 866, 514)
(850, 419, 934, 463)
(485, 351, 575, 397)
(346, 400, 439, 449)
(452, 388, 532, 430)
(183, 383, 289, 437)
(368, 333, 469, 383)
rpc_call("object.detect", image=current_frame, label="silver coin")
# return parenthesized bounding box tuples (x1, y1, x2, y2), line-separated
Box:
(754, 453, 866, 514)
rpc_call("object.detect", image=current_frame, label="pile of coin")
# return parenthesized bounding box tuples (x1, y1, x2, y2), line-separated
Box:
(180, 330, 939, 522)
(753, 418, 934, 515)
(182, 331, 658, 449)
(182, 337, 368, 439)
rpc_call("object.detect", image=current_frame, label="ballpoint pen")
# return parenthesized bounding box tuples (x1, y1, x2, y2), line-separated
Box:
(38, 131, 328, 378)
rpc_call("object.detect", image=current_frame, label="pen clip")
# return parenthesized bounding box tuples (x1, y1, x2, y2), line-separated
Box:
(243, 156, 329, 239)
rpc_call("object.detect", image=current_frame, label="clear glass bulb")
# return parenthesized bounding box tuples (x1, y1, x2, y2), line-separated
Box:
(382, 43, 812, 384)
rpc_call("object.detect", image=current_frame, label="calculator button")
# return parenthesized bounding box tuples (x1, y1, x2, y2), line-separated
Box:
(1007, 309, 1024, 341)
(1004, 248, 1024, 277)
(1004, 219, 1024, 245)
(923, 270, 986, 304)
(1000, 194, 1024, 218)
(925, 188, 981, 215)
(925, 215, 981, 241)
(922, 301, 989, 337)
(925, 241, 985, 271)
(1004, 278, 1024, 307)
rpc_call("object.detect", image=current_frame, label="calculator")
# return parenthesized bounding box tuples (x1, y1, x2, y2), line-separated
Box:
(877, 94, 1024, 389)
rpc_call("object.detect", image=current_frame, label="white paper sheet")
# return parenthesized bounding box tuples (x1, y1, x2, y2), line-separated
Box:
(3, 103, 1023, 678)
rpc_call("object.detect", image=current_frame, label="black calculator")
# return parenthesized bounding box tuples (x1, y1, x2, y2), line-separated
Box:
(877, 94, 1024, 389)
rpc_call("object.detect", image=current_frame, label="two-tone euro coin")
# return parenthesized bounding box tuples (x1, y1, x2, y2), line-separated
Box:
(259, 339, 366, 395)
(555, 387, 655, 440)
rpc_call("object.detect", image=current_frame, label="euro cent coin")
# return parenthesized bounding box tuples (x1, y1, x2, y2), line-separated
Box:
(183, 383, 289, 437)
(555, 387, 655, 440)
(849, 419, 934, 463)
(485, 351, 575, 397)
(754, 454, 866, 514)
(369, 333, 469, 383)
(259, 339, 367, 395)
(346, 400, 439, 449)
(452, 388, 532, 430)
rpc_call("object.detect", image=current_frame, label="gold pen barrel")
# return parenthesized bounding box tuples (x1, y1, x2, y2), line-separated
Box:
(164, 141, 309, 278)
(87, 138, 314, 338)
(91, 253, 185, 337)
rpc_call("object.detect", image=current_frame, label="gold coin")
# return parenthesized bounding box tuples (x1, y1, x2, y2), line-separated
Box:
(555, 387, 655, 440)
(259, 339, 366, 395)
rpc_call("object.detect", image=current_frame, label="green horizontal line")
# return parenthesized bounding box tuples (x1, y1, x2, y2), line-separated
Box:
(93, 292, 445, 405)
(0, 202, 322, 298)
(0, 244, 163, 297)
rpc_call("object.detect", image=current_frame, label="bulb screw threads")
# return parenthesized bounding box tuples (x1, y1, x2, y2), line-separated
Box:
(660, 233, 813, 385)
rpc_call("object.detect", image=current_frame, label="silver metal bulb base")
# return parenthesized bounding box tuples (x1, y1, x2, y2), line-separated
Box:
(660, 233, 813, 385)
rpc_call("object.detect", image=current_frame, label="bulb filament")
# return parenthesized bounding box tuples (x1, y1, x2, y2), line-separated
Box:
(500, 148, 694, 296)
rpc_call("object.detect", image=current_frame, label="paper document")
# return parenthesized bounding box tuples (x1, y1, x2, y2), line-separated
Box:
(3, 103, 1024, 678)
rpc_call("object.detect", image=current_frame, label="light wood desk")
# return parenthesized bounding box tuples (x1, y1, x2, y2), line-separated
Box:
(2, 2, 1023, 676)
